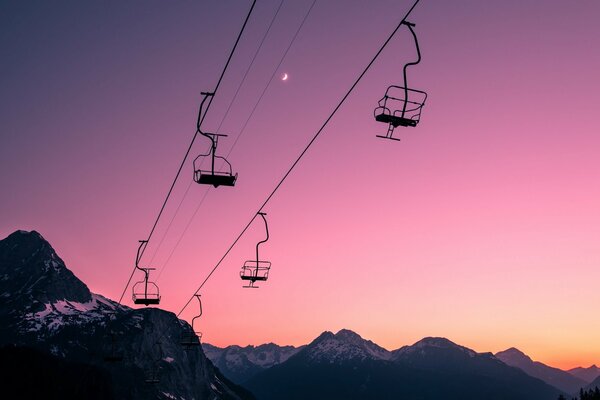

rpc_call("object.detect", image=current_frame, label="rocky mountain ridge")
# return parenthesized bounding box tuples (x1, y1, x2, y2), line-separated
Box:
(0, 230, 254, 400)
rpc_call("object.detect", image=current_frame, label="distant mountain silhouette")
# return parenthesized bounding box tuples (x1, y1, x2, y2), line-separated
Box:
(496, 347, 587, 394)
(245, 330, 565, 400)
(585, 375, 600, 392)
(569, 365, 600, 384)
(203, 342, 303, 384)
(0, 230, 254, 400)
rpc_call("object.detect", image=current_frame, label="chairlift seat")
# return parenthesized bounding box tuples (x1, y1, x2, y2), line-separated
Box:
(195, 171, 237, 188)
(132, 276, 161, 306)
(375, 113, 417, 128)
(240, 261, 271, 288)
(181, 333, 202, 348)
(133, 296, 161, 306)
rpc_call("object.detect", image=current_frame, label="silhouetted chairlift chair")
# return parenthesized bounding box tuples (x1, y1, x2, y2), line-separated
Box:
(132, 240, 161, 306)
(375, 20, 427, 141)
(145, 341, 163, 384)
(240, 212, 271, 288)
(193, 133, 237, 188)
(101, 310, 124, 362)
(192, 91, 237, 188)
(181, 295, 203, 349)
(103, 332, 124, 362)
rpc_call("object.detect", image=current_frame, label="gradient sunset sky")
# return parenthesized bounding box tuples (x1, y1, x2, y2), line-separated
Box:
(1, 0, 599, 369)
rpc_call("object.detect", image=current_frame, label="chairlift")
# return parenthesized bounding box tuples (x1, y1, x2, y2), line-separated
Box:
(103, 311, 124, 362)
(240, 212, 271, 288)
(375, 20, 427, 141)
(103, 332, 124, 363)
(181, 295, 203, 348)
(193, 92, 237, 188)
(132, 240, 161, 306)
(145, 341, 163, 384)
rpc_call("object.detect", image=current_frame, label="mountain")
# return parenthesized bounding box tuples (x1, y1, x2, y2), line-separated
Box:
(203, 342, 303, 384)
(0, 230, 254, 400)
(496, 347, 587, 394)
(585, 375, 600, 391)
(245, 330, 565, 400)
(302, 329, 391, 362)
(569, 365, 600, 384)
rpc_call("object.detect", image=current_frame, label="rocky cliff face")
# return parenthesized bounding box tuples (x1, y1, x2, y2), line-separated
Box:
(0, 230, 254, 400)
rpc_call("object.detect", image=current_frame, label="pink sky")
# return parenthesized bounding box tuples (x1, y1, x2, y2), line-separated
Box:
(1, 0, 599, 369)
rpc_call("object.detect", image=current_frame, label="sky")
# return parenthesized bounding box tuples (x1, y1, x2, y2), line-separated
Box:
(1, 0, 599, 369)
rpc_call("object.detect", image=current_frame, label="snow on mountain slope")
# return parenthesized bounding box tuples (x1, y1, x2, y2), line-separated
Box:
(0, 230, 255, 400)
(203, 342, 303, 384)
(303, 329, 391, 363)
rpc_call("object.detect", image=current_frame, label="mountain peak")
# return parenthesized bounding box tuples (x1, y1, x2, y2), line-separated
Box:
(0, 229, 92, 308)
(335, 328, 361, 338)
(413, 337, 458, 348)
(568, 364, 600, 384)
(496, 347, 533, 363)
(496, 347, 588, 393)
(392, 336, 480, 363)
(302, 329, 390, 363)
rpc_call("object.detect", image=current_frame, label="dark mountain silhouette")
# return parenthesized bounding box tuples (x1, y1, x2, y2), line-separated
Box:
(245, 330, 565, 400)
(496, 347, 587, 394)
(203, 342, 303, 384)
(569, 365, 600, 384)
(0, 230, 254, 400)
(0, 345, 115, 400)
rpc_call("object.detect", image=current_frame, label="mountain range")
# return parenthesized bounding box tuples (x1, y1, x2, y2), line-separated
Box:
(242, 329, 564, 400)
(207, 331, 600, 399)
(2, 229, 598, 399)
(202, 342, 303, 384)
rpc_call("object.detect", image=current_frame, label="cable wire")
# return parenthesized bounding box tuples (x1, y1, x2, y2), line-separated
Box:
(224, 0, 317, 163)
(118, 0, 257, 305)
(176, 0, 422, 316)
(153, 0, 315, 284)
(152, 0, 287, 282)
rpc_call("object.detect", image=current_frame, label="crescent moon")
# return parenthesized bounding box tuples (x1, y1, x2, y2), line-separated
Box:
(282, 73, 288, 81)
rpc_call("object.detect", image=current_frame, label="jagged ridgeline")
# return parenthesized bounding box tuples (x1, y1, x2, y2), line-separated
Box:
(0, 230, 255, 400)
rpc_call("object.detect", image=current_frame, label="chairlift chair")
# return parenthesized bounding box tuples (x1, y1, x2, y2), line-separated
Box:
(145, 370, 160, 384)
(192, 91, 237, 188)
(181, 295, 203, 348)
(193, 133, 237, 188)
(145, 341, 163, 384)
(240, 213, 271, 288)
(103, 332, 124, 362)
(375, 20, 427, 141)
(132, 241, 161, 306)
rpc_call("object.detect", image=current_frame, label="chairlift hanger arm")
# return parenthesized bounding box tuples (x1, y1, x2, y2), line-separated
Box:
(135, 240, 148, 273)
(401, 21, 422, 117)
(190, 295, 203, 330)
(401, 21, 422, 84)
(255, 212, 269, 262)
